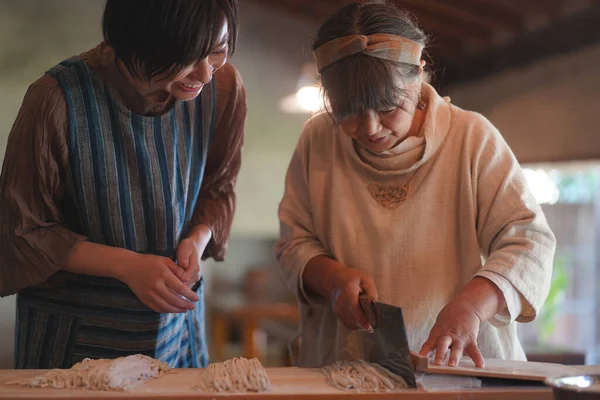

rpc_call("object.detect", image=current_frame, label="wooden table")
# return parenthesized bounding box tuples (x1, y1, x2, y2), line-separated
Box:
(0, 366, 585, 400)
(207, 292, 299, 362)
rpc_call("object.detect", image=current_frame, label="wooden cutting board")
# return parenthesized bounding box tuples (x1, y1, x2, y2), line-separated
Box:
(0, 368, 332, 399)
(413, 354, 580, 382)
(0, 367, 556, 400)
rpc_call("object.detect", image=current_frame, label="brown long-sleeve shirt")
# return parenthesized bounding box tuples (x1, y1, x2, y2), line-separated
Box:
(0, 43, 246, 296)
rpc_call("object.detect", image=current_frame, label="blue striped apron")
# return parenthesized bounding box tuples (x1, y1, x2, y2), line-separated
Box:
(15, 57, 216, 369)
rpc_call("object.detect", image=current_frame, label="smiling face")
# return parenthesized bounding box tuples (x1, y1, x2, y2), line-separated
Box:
(335, 75, 423, 153)
(119, 19, 229, 104)
(319, 51, 427, 154)
(312, 2, 429, 154)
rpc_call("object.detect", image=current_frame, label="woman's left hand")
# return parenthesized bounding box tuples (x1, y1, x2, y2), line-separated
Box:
(419, 299, 485, 368)
(176, 224, 212, 287)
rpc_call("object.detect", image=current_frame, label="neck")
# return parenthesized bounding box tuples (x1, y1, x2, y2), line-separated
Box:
(114, 59, 172, 115)
(406, 102, 426, 138)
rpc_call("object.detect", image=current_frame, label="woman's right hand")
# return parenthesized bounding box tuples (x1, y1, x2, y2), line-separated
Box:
(118, 254, 200, 313)
(327, 268, 378, 331)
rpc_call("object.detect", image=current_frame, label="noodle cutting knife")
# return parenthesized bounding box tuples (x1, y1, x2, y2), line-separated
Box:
(359, 295, 420, 388)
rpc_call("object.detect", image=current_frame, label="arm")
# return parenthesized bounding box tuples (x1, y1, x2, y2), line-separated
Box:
(473, 118, 555, 324)
(274, 122, 331, 306)
(186, 63, 246, 262)
(302, 255, 344, 299)
(0, 78, 87, 296)
(274, 119, 376, 330)
(420, 115, 555, 366)
(420, 276, 505, 367)
(303, 255, 377, 330)
(438, 118, 553, 325)
(449, 277, 506, 325)
(0, 77, 197, 311)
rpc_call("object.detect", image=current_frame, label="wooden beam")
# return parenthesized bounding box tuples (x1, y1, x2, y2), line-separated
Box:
(309, 0, 346, 20)
(424, 32, 465, 54)
(441, 0, 525, 31)
(484, 0, 567, 18)
(393, 0, 504, 33)
(409, 11, 490, 45)
(247, 0, 326, 22)
(426, 45, 461, 76)
(439, 2, 600, 87)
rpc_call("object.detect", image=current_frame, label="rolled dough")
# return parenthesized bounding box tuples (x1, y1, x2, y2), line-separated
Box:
(194, 357, 271, 393)
(322, 359, 409, 392)
(6, 354, 169, 391)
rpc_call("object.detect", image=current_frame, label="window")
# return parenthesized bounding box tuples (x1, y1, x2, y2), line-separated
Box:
(518, 161, 600, 364)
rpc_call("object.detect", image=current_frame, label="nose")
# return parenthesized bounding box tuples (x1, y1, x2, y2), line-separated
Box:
(188, 58, 213, 84)
(361, 110, 382, 136)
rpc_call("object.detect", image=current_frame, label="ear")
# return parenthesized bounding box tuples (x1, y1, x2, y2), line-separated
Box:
(418, 59, 427, 84)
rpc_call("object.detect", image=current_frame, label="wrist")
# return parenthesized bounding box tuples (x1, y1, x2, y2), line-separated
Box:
(322, 264, 344, 298)
(303, 255, 344, 299)
(449, 297, 485, 324)
(112, 251, 144, 283)
(188, 224, 213, 245)
(454, 277, 506, 323)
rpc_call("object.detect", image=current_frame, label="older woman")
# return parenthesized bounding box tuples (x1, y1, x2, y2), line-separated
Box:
(275, 2, 554, 368)
(0, 0, 245, 368)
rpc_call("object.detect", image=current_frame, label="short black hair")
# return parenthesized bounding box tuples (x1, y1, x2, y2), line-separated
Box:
(102, 0, 238, 80)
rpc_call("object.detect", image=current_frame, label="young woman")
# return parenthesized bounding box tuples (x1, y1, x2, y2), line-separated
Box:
(275, 2, 555, 368)
(0, 0, 246, 369)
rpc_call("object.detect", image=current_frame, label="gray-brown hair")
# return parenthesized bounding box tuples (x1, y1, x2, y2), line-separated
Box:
(313, 2, 428, 122)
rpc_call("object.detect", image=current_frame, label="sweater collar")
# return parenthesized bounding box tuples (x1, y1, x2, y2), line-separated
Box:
(338, 82, 453, 175)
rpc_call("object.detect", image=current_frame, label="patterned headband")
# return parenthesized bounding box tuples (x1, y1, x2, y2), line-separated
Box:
(313, 34, 423, 73)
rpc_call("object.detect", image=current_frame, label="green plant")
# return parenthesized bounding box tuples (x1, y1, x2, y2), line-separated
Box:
(554, 168, 600, 204)
(538, 256, 569, 343)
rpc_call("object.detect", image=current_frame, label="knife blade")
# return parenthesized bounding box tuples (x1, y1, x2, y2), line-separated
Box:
(359, 295, 417, 388)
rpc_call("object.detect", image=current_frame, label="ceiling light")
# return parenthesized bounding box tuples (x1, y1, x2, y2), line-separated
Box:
(279, 62, 327, 114)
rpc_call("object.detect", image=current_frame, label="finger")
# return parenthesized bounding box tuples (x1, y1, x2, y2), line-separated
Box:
(158, 284, 197, 310)
(448, 343, 464, 367)
(334, 306, 354, 330)
(350, 306, 371, 330)
(340, 313, 360, 331)
(346, 302, 370, 331)
(434, 335, 452, 365)
(348, 291, 369, 330)
(334, 301, 364, 331)
(164, 258, 189, 282)
(464, 342, 485, 368)
(359, 276, 379, 300)
(347, 287, 371, 330)
(176, 242, 192, 269)
(143, 298, 162, 313)
(188, 252, 201, 282)
(419, 339, 436, 358)
(165, 273, 200, 302)
(150, 293, 189, 314)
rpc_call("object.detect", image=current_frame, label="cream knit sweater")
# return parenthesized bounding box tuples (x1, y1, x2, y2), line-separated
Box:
(275, 83, 556, 367)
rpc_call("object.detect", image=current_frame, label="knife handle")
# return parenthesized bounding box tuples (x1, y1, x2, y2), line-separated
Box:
(358, 294, 378, 329)
(410, 351, 429, 372)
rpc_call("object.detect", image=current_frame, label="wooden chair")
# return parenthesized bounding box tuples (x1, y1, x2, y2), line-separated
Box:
(208, 265, 300, 365)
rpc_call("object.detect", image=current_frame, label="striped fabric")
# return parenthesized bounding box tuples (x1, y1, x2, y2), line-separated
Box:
(313, 34, 424, 73)
(15, 57, 215, 369)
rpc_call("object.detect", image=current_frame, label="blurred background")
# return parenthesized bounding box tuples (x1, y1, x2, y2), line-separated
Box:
(1, 0, 599, 368)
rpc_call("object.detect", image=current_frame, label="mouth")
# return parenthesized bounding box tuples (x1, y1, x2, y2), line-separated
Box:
(367, 136, 387, 144)
(179, 82, 203, 93)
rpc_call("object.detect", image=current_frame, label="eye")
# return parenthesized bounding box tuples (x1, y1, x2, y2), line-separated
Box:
(381, 108, 396, 115)
(211, 45, 228, 56)
(336, 114, 357, 124)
